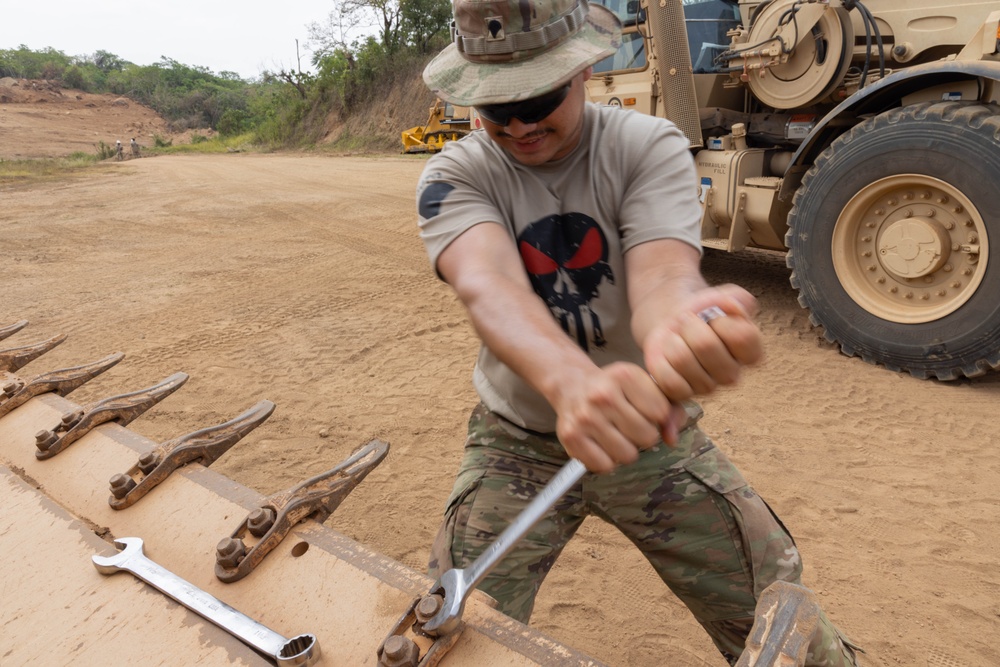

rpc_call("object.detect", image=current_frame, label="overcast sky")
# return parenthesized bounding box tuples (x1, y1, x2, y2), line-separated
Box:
(2, 1, 346, 80)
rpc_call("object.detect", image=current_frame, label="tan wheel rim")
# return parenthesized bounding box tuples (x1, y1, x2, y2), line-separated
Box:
(832, 175, 988, 324)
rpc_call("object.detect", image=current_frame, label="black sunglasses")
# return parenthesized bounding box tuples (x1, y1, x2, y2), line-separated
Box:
(476, 83, 572, 126)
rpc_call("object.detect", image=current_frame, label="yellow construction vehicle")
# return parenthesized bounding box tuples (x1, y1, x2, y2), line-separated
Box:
(587, 0, 1000, 381)
(401, 101, 472, 153)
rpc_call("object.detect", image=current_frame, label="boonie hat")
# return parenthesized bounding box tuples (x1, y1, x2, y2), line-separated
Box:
(423, 0, 621, 107)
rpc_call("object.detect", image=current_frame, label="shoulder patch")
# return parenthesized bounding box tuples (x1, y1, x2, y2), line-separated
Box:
(418, 182, 456, 219)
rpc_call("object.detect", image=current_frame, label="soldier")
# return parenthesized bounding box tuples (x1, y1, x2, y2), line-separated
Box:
(415, 0, 861, 664)
(130, 138, 140, 158)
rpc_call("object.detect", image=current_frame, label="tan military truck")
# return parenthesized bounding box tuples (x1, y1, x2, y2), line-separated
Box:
(587, 0, 1000, 380)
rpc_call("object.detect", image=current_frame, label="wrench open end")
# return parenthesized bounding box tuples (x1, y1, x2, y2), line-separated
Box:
(420, 570, 468, 636)
(91, 536, 143, 574)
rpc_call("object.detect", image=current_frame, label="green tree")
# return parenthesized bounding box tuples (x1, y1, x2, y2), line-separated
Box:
(400, 0, 452, 54)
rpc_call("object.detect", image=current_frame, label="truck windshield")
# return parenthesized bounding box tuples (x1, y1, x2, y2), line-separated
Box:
(592, 0, 643, 27)
(682, 0, 740, 73)
(591, 0, 740, 75)
(593, 31, 647, 74)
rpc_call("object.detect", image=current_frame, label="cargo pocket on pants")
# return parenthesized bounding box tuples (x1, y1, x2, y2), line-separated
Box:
(428, 467, 488, 577)
(683, 446, 803, 598)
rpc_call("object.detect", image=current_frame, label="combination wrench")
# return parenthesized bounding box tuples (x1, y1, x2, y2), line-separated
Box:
(420, 305, 729, 636)
(92, 537, 320, 666)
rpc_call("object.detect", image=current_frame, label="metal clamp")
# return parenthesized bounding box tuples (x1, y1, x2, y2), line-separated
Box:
(0, 353, 125, 420)
(109, 400, 276, 510)
(216, 439, 389, 582)
(0, 333, 67, 373)
(34, 372, 189, 460)
(376, 595, 463, 667)
(0, 319, 29, 342)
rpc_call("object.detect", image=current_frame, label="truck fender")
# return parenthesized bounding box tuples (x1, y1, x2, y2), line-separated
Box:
(779, 60, 1000, 201)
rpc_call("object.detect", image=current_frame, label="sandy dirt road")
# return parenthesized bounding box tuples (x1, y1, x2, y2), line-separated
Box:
(3, 153, 998, 667)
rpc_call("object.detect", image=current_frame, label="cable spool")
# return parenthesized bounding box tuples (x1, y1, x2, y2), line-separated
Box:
(744, 0, 854, 109)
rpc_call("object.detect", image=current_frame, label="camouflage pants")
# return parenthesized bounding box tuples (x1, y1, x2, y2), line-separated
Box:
(429, 404, 859, 666)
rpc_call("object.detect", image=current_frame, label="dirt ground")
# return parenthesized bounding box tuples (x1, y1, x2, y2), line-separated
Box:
(3, 90, 999, 667)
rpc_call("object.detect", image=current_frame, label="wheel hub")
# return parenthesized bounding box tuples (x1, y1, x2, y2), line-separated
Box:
(832, 174, 988, 324)
(877, 217, 950, 279)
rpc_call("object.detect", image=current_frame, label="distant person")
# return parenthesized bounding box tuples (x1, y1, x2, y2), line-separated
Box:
(115, 140, 124, 161)
(130, 138, 140, 158)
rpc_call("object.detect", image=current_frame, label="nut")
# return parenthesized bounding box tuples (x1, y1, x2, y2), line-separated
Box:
(247, 507, 276, 538)
(109, 473, 137, 499)
(216, 537, 246, 569)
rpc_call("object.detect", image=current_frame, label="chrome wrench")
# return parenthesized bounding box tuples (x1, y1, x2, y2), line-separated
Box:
(92, 537, 320, 666)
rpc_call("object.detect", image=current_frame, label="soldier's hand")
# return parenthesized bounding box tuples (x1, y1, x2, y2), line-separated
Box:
(643, 284, 763, 402)
(552, 362, 687, 474)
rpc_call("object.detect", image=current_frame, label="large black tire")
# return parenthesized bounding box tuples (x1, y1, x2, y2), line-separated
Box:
(786, 102, 1000, 380)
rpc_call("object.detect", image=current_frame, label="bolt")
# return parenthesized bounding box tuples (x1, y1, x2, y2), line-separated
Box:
(890, 287, 899, 293)
(61, 409, 84, 427)
(35, 429, 59, 452)
(925, 209, 935, 218)
(875, 208, 885, 215)
(137, 452, 159, 475)
(866, 222, 876, 228)
(905, 292, 914, 299)
(216, 537, 246, 569)
(936, 290, 946, 297)
(952, 282, 961, 289)
(944, 264, 953, 272)
(863, 251, 872, 257)
(921, 294, 930, 300)
(938, 196, 950, 204)
(945, 222, 954, 230)
(2, 381, 21, 397)
(903, 210, 912, 218)
(887, 198, 897, 205)
(953, 205, 963, 213)
(867, 265, 877, 272)
(903, 193, 913, 201)
(379, 635, 419, 667)
(965, 219, 974, 227)
(863, 235, 872, 242)
(877, 277, 886, 284)
(109, 473, 137, 499)
(415, 594, 443, 624)
(963, 268, 973, 276)
(921, 191, 931, 200)
(247, 507, 277, 538)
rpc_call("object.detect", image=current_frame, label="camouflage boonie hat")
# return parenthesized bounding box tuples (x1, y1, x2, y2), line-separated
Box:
(423, 0, 621, 106)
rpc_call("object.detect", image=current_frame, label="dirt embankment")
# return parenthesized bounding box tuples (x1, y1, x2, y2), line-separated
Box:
(0, 77, 176, 158)
(3, 90, 999, 667)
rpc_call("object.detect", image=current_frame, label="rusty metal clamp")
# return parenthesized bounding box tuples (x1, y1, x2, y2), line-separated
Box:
(0, 353, 125, 420)
(0, 320, 29, 342)
(215, 439, 389, 583)
(0, 333, 68, 373)
(109, 400, 276, 510)
(376, 596, 464, 667)
(34, 372, 189, 460)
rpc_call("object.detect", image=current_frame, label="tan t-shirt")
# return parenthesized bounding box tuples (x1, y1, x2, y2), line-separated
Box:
(416, 103, 702, 433)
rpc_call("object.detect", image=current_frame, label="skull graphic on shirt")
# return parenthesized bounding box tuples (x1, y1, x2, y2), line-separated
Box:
(517, 213, 615, 352)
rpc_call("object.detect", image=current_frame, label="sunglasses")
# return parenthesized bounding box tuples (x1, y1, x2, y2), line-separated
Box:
(476, 83, 572, 126)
